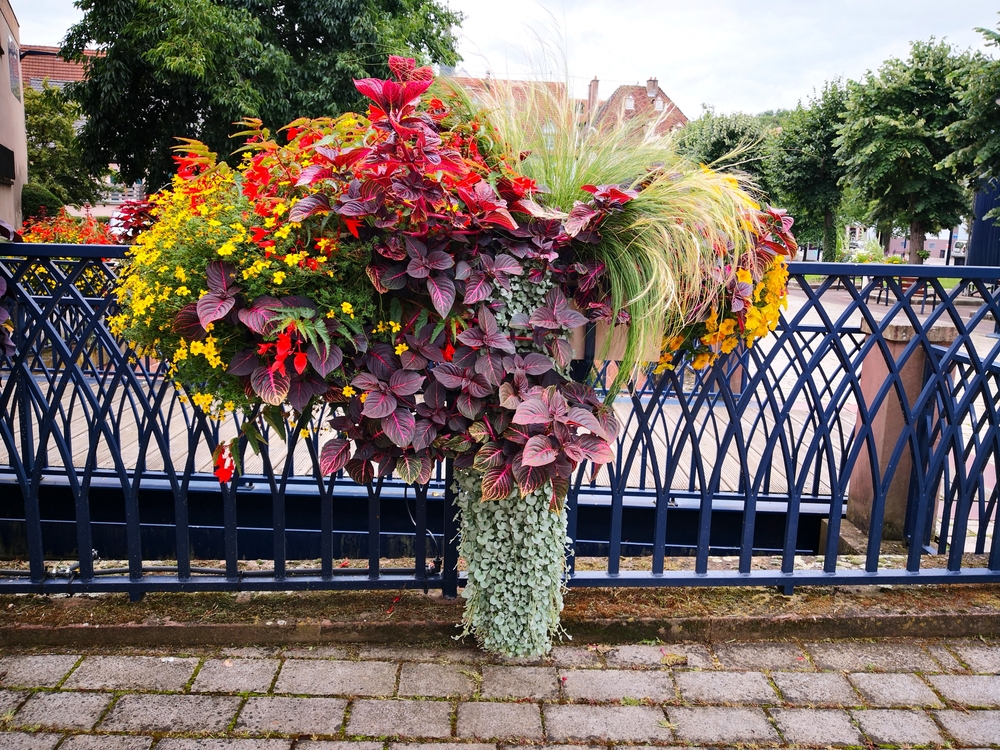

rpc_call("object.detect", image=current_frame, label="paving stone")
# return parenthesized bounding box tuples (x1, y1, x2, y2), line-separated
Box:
(399, 663, 475, 698)
(927, 644, 965, 672)
(356, 647, 480, 664)
(347, 699, 453, 738)
(771, 708, 863, 745)
(667, 706, 780, 744)
(157, 741, 293, 750)
(0, 690, 26, 716)
(275, 660, 396, 696)
(935, 709, 1000, 746)
(928, 674, 1000, 706)
(63, 656, 199, 691)
(851, 708, 943, 744)
(220, 647, 282, 659)
(297, 743, 382, 750)
(99, 693, 241, 733)
(13, 690, 112, 730)
(57, 737, 156, 750)
(235, 696, 347, 736)
(543, 704, 673, 742)
(0, 655, 79, 687)
(0, 732, 61, 749)
(480, 666, 558, 699)
(457, 702, 543, 739)
(59, 738, 154, 750)
(807, 641, 938, 672)
(952, 644, 1000, 674)
(550, 646, 602, 667)
(604, 644, 712, 669)
(394, 744, 493, 750)
(192, 658, 280, 693)
(675, 671, 777, 703)
(714, 642, 810, 671)
(848, 672, 943, 707)
(282, 647, 350, 660)
(772, 671, 861, 706)
(560, 669, 673, 701)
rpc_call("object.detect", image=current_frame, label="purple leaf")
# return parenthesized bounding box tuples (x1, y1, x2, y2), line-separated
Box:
(522, 353, 553, 376)
(366, 344, 400, 381)
(474, 351, 505, 386)
(287, 374, 326, 412)
(289, 193, 330, 222)
(563, 406, 611, 439)
(172, 303, 208, 341)
(361, 390, 398, 419)
(382, 407, 416, 448)
(522, 434, 558, 467)
(499, 382, 521, 409)
(492, 254, 523, 276)
(425, 251, 455, 271)
(389, 369, 424, 397)
(251, 366, 290, 406)
(430, 363, 466, 389)
(319, 438, 352, 475)
(205, 261, 239, 296)
(462, 272, 493, 305)
(411, 420, 438, 452)
(351, 372, 382, 391)
(346, 458, 375, 485)
(400, 349, 428, 370)
(228, 349, 258, 377)
(513, 397, 553, 426)
(196, 292, 236, 329)
(564, 202, 602, 237)
(295, 164, 332, 187)
(454, 260, 472, 281)
(238, 296, 281, 335)
(306, 341, 343, 378)
(551, 337, 574, 368)
(576, 434, 615, 464)
(426, 274, 456, 318)
(381, 264, 409, 290)
(513, 453, 551, 496)
(456, 393, 484, 420)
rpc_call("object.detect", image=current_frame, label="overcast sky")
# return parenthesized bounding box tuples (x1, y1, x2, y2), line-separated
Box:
(10, 0, 998, 117)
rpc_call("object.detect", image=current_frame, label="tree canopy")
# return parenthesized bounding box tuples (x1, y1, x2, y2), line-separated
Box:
(766, 81, 847, 260)
(835, 40, 973, 263)
(676, 108, 778, 199)
(62, 0, 463, 189)
(23, 81, 107, 206)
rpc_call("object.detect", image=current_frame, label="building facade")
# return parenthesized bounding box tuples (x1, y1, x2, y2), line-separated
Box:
(0, 0, 26, 231)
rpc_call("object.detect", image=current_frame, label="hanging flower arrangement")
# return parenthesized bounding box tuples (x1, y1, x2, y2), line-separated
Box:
(112, 56, 795, 656)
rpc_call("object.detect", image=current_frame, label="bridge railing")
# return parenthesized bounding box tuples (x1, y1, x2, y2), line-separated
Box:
(0, 245, 997, 594)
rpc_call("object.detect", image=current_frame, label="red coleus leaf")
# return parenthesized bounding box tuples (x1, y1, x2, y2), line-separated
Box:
(251, 365, 291, 405)
(295, 164, 332, 187)
(396, 453, 424, 484)
(481, 465, 515, 502)
(306, 341, 343, 378)
(388, 369, 424, 397)
(562, 406, 612, 440)
(388, 55, 433, 82)
(512, 453, 551, 496)
(228, 349, 258, 377)
(472, 442, 506, 472)
(320, 438, 352, 475)
(411, 419, 438, 452)
(462, 271, 493, 305)
(345, 458, 375, 486)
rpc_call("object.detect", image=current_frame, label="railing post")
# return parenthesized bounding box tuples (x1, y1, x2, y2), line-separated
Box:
(848, 318, 957, 541)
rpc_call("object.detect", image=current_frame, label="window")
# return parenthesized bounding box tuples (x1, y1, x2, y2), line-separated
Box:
(654, 98, 664, 112)
(624, 95, 635, 111)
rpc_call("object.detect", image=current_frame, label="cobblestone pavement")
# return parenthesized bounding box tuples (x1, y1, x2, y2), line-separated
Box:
(0, 637, 998, 748)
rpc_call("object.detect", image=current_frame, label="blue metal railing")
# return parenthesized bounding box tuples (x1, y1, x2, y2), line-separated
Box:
(0, 246, 998, 595)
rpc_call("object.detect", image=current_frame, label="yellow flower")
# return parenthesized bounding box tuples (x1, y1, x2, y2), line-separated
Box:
(341, 385, 356, 398)
(272, 271, 286, 285)
(175, 286, 190, 297)
(325, 310, 337, 318)
(274, 224, 292, 240)
(395, 343, 409, 356)
(341, 301, 355, 319)
(264, 216, 277, 228)
(360, 392, 368, 403)
(191, 392, 214, 412)
(389, 321, 401, 333)
(736, 268, 753, 285)
(692, 352, 712, 370)
(273, 203, 288, 217)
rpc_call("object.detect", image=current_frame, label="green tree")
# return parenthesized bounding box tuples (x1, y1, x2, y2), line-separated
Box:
(23, 81, 107, 206)
(676, 108, 778, 199)
(62, 0, 462, 190)
(767, 81, 847, 262)
(835, 40, 972, 264)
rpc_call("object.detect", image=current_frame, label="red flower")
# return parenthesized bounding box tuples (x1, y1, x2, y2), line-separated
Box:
(214, 443, 235, 483)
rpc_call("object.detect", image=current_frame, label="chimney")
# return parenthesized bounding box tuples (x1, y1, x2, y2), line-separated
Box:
(587, 77, 599, 118)
(646, 77, 658, 99)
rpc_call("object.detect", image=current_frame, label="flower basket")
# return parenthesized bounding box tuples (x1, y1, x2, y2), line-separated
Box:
(112, 57, 796, 656)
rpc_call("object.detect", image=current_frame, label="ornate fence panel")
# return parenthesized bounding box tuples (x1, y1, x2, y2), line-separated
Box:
(0, 246, 998, 594)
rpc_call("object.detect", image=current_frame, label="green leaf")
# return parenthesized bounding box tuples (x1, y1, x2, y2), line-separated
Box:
(262, 404, 287, 442)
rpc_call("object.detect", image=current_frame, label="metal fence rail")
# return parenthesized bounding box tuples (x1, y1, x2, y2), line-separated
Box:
(0, 245, 998, 595)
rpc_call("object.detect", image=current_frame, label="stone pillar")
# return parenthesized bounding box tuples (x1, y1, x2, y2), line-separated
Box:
(847, 318, 957, 540)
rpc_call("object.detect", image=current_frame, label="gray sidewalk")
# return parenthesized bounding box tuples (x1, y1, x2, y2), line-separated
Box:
(0, 637, 998, 748)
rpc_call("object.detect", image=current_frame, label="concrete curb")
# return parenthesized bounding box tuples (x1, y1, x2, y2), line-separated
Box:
(1, 611, 997, 648)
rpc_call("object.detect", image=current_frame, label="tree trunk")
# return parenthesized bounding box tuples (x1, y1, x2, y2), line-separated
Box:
(877, 220, 892, 255)
(822, 210, 837, 263)
(908, 222, 925, 265)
